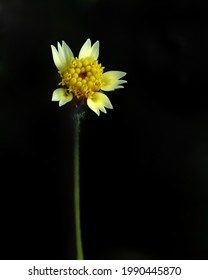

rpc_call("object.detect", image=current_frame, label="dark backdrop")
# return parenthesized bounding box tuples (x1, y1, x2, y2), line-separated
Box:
(1, 0, 208, 259)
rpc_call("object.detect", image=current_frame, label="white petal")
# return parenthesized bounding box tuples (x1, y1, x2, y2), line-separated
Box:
(52, 88, 65, 101)
(79, 39, 92, 59)
(57, 42, 65, 62)
(101, 71, 127, 91)
(62, 41, 74, 63)
(91, 40, 99, 59)
(57, 42, 71, 70)
(51, 41, 73, 71)
(117, 79, 127, 85)
(87, 92, 113, 115)
(98, 106, 107, 113)
(52, 88, 73, 106)
(59, 96, 72, 106)
(87, 99, 100, 116)
(51, 45, 63, 70)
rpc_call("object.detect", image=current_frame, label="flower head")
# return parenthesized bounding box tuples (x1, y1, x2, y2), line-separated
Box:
(51, 39, 127, 116)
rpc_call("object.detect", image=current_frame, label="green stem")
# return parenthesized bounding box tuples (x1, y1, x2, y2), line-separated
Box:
(73, 113, 84, 260)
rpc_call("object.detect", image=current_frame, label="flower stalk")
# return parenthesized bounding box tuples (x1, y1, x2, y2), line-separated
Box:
(73, 112, 84, 260)
(50, 38, 127, 260)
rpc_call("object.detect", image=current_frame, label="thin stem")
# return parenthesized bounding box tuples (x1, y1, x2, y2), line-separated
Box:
(73, 113, 84, 260)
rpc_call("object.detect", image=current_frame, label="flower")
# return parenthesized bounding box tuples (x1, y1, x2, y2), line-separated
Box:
(51, 39, 127, 116)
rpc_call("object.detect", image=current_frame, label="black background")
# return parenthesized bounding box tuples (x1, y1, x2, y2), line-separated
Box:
(1, 0, 208, 259)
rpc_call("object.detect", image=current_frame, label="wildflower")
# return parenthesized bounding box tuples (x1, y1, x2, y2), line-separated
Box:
(51, 39, 127, 116)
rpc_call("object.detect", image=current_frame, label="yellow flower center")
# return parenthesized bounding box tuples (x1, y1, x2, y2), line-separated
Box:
(59, 57, 104, 99)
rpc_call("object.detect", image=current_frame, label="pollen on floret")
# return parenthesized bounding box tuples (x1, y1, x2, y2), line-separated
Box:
(69, 78, 76, 86)
(69, 68, 75, 74)
(86, 65, 91, 72)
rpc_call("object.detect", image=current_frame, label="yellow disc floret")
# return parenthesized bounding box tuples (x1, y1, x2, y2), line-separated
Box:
(59, 57, 104, 99)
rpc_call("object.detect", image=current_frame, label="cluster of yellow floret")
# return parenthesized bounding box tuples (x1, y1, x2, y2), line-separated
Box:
(59, 57, 104, 100)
